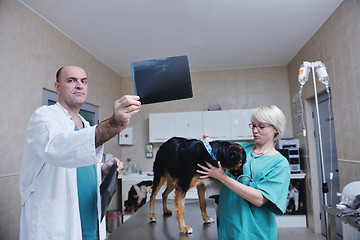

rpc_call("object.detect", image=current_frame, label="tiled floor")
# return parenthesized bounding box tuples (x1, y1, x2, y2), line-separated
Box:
(278, 228, 326, 240)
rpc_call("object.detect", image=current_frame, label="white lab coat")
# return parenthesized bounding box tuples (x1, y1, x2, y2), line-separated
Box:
(19, 102, 105, 240)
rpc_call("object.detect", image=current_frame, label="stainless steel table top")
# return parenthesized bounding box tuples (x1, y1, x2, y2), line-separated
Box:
(107, 199, 218, 240)
(324, 205, 360, 230)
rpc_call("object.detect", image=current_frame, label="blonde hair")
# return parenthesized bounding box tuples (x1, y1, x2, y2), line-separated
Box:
(251, 105, 286, 139)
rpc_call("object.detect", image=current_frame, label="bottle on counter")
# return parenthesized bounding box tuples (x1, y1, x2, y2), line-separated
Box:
(132, 163, 138, 173)
(124, 158, 132, 175)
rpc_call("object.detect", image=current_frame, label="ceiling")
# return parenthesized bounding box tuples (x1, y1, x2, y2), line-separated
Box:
(20, 0, 343, 77)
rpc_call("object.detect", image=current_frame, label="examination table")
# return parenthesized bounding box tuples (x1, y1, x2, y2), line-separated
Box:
(107, 199, 218, 240)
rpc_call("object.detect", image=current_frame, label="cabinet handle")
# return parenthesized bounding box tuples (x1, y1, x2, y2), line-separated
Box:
(211, 136, 227, 139)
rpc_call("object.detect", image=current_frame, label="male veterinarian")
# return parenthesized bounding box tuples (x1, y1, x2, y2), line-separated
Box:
(19, 66, 141, 240)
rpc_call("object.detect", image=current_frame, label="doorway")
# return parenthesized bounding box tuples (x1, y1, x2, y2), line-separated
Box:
(312, 92, 341, 238)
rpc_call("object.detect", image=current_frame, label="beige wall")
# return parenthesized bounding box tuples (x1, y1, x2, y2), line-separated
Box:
(0, 1, 125, 239)
(287, 0, 360, 233)
(2, 0, 360, 239)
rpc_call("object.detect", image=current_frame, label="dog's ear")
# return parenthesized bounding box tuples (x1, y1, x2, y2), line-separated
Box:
(227, 144, 246, 177)
(229, 144, 246, 165)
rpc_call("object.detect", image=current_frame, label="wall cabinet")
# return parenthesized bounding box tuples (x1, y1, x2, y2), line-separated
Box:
(230, 109, 254, 140)
(175, 111, 203, 139)
(149, 109, 254, 142)
(149, 113, 176, 142)
(202, 110, 231, 140)
(149, 112, 202, 142)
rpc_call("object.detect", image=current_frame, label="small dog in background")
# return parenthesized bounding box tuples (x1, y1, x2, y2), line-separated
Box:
(124, 180, 153, 213)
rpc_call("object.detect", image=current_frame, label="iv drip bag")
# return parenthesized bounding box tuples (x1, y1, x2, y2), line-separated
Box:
(315, 61, 329, 85)
(298, 64, 310, 85)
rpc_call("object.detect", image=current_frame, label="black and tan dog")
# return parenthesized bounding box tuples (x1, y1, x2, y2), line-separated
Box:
(124, 180, 153, 213)
(149, 137, 246, 234)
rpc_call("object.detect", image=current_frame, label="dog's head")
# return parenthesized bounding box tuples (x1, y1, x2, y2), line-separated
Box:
(210, 141, 246, 177)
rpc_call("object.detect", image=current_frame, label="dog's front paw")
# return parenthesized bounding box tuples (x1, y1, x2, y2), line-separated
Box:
(204, 217, 214, 224)
(180, 226, 193, 234)
(149, 212, 156, 223)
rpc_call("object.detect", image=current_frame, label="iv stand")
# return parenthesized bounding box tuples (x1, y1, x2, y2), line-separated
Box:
(305, 61, 329, 238)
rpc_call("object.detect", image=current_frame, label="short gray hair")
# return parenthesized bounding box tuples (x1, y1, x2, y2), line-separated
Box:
(56, 66, 64, 82)
(251, 105, 286, 139)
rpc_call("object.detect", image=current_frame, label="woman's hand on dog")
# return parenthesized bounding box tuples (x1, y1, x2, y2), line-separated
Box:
(196, 161, 226, 182)
(201, 134, 212, 142)
(101, 157, 124, 176)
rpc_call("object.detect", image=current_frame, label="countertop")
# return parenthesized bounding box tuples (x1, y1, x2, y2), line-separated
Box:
(118, 172, 154, 180)
(107, 199, 218, 240)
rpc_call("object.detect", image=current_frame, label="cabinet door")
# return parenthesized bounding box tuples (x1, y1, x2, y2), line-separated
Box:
(202, 111, 231, 140)
(175, 112, 203, 139)
(230, 109, 254, 140)
(149, 113, 176, 142)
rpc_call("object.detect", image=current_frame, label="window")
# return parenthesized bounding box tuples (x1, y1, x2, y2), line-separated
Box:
(42, 89, 99, 126)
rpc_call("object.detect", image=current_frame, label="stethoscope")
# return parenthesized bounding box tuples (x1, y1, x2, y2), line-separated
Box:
(236, 145, 272, 182)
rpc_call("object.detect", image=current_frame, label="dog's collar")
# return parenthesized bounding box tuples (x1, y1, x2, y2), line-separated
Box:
(202, 139, 217, 162)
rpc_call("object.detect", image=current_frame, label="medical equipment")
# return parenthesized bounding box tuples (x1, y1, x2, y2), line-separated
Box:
(297, 60, 334, 237)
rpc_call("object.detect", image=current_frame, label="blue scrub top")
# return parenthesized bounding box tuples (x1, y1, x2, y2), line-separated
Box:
(217, 142, 290, 240)
(75, 125, 98, 240)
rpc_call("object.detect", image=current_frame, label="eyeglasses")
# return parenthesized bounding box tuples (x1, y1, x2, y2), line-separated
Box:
(249, 123, 272, 130)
